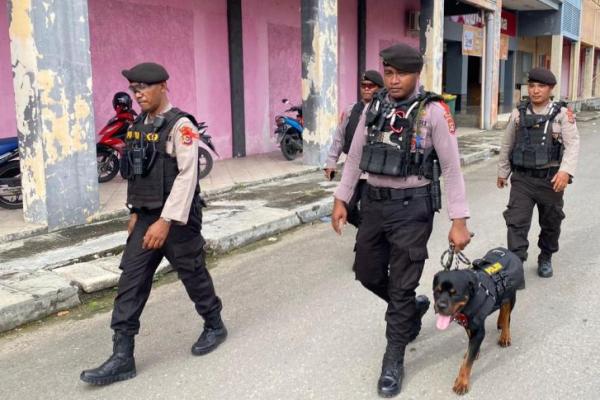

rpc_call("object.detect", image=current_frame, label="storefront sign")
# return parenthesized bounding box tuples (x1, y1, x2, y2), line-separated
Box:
(500, 34, 509, 60)
(451, 10, 516, 37)
(462, 25, 483, 57)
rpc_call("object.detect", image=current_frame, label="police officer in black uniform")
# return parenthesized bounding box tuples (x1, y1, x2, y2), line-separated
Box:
(497, 67, 579, 279)
(81, 62, 226, 385)
(332, 44, 471, 397)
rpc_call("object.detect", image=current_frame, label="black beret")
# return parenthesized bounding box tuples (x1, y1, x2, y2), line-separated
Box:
(122, 62, 169, 84)
(380, 44, 423, 73)
(361, 70, 384, 87)
(527, 68, 556, 86)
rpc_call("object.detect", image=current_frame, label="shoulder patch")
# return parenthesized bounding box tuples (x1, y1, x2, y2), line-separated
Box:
(179, 125, 199, 146)
(565, 108, 575, 124)
(438, 101, 456, 135)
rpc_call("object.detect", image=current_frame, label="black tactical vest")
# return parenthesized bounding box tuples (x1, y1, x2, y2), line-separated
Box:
(358, 90, 443, 178)
(124, 107, 199, 210)
(460, 247, 524, 330)
(510, 100, 565, 169)
(342, 102, 365, 154)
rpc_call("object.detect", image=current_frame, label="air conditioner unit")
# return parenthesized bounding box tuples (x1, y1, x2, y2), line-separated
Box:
(407, 10, 420, 32)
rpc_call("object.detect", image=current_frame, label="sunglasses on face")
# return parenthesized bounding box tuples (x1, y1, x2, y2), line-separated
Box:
(360, 82, 378, 90)
(128, 83, 155, 94)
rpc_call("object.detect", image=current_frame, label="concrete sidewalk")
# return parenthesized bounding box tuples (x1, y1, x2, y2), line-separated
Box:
(0, 125, 519, 333)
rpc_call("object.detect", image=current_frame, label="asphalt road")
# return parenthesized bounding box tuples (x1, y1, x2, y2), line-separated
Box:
(1, 120, 599, 400)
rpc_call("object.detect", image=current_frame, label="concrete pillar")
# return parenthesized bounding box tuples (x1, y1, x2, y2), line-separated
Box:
(583, 46, 594, 99)
(594, 51, 600, 97)
(570, 40, 581, 100)
(8, 0, 98, 230)
(550, 35, 563, 100)
(483, 1, 502, 130)
(301, 0, 338, 166)
(419, 0, 444, 93)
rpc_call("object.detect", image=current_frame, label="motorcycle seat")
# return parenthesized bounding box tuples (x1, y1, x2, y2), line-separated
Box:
(0, 137, 18, 154)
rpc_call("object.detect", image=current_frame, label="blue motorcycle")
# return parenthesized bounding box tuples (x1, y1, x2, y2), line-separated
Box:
(274, 99, 303, 160)
(0, 137, 22, 209)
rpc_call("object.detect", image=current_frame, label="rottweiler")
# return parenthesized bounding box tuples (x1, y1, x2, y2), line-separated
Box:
(432, 247, 524, 395)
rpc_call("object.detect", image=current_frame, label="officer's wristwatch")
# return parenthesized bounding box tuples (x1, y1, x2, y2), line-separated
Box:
(161, 217, 172, 225)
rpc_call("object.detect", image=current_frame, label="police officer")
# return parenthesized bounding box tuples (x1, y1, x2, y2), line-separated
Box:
(497, 67, 579, 279)
(324, 70, 383, 180)
(331, 44, 471, 398)
(325, 70, 383, 227)
(81, 62, 226, 385)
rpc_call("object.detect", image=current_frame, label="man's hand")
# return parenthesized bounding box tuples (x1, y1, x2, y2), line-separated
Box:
(448, 218, 471, 251)
(143, 218, 171, 249)
(497, 177, 508, 189)
(551, 171, 570, 192)
(127, 213, 138, 236)
(331, 198, 347, 235)
(324, 168, 336, 181)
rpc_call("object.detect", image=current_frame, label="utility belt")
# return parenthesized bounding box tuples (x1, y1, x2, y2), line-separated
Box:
(513, 166, 559, 179)
(366, 184, 431, 201)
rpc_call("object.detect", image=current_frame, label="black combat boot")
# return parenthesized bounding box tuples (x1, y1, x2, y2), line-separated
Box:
(537, 255, 553, 278)
(407, 295, 430, 342)
(80, 333, 136, 385)
(191, 312, 228, 356)
(377, 350, 405, 398)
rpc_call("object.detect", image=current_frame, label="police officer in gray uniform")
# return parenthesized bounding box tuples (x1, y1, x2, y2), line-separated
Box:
(332, 44, 471, 398)
(324, 70, 384, 180)
(498, 67, 579, 279)
(81, 63, 226, 385)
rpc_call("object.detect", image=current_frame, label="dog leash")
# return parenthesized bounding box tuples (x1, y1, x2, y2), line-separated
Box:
(440, 244, 472, 271)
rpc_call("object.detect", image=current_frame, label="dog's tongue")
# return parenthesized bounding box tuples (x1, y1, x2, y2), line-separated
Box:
(436, 315, 452, 330)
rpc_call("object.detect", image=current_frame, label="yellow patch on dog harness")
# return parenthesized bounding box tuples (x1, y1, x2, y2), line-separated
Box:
(484, 262, 503, 275)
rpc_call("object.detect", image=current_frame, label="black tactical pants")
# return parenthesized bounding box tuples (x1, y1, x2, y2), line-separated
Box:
(111, 198, 222, 335)
(354, 185, 434, 354)
(503, 171, 565, 262)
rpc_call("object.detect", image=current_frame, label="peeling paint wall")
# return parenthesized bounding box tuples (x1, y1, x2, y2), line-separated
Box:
(8, 0, 99, 229)
(420, 0, 443, 93)
(301, 0, 338, 166)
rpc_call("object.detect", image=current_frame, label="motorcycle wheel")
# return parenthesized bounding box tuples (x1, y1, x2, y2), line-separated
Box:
(97, 148, 120, 183)
(281, 133, 301, 161)
(0, 160, 23, 209)
(198, 147, 213, 179)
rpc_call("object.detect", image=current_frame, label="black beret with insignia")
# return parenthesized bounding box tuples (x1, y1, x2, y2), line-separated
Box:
(527, 67, 556, 86)
(361, 70, 384, 87)
(380, 44, 423, 73)
(122, 62, 169, 84)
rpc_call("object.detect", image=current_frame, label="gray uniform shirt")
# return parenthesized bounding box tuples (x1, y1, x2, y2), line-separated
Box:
(325, 103, 361, 169)
(498, 103, 580, 179)
(144, 104, 200, 224)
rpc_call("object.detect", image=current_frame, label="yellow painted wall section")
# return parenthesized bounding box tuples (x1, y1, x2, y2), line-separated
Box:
(581, 0, 599, 46)
(8, 0, 47, 204)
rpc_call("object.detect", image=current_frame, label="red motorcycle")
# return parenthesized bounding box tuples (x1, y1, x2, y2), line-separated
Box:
(96, 92, 136, 183)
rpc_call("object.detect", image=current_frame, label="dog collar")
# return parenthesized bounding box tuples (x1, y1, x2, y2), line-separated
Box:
(453, 313, 469, 328)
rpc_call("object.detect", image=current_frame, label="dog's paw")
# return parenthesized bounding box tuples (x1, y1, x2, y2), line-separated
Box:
(498, 335, 512, 347)
(453, 378, 470, 395)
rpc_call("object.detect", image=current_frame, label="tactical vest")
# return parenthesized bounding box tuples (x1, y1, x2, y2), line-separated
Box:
(459, 247, 524, 330)
(510, 100, 565, 169)
(123, 107, 199, 210)
(358, 90, 444, 178)
(342, 102, 365, 154)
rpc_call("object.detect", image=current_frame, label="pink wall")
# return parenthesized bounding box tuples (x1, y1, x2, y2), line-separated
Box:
(338, 0, 358, 111)
(88, 0, 233, 157)
(365, 0, 420, 73)
(242, 0, 301, 156)
(561, 40, 571, 99)
(0, 3, 17, 139)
